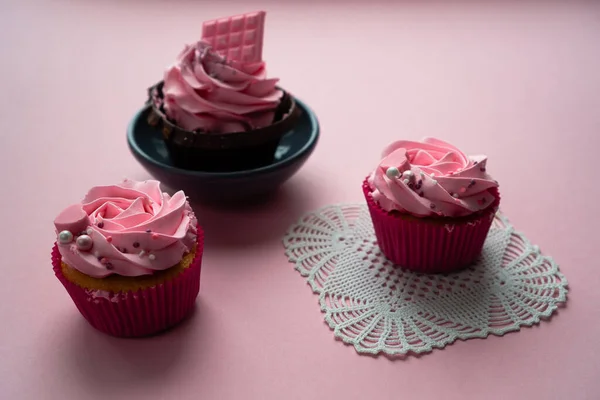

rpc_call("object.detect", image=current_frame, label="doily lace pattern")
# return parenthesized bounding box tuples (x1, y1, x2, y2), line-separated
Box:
(283, 204, 568, 356)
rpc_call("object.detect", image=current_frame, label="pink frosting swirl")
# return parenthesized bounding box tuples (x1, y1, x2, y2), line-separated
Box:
(54, 180, 198, 278)
(368, 138, 499, 217)
(162, 41, 283, 133)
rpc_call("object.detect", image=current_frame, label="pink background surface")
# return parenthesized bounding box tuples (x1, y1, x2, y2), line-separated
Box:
(1, 0, 599, 399)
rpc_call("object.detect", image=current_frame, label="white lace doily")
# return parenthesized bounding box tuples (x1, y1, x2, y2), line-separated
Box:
(283, 205, 568, 356)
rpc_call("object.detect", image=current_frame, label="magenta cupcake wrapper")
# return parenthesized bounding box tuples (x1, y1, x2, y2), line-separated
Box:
(52, 229, 204, 338)
(363, 180, 499, 273)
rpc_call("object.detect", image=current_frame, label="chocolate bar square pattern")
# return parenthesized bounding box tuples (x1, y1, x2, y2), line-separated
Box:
(201, 11, 265, 64)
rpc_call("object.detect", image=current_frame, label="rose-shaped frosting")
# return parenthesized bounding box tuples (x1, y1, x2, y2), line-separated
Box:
(368, 138, 499, 217)
(162, 41, 283, 133)
(54, 180, 198, 278)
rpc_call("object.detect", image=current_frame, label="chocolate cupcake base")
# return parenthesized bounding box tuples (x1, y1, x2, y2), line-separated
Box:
(147, 82, 301, 172)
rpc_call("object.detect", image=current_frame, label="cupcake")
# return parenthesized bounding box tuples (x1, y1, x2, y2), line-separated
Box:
(364, 138, 500, 273)
(52, 179, 203, 337)
(148, 10, 300, 172)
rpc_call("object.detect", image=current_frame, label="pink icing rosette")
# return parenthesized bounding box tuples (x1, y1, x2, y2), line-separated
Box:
(162, 41, 283, 134)
(54, 179, 198, 278)
(368, 138, 499, 217)
(364, 138, 500, 273)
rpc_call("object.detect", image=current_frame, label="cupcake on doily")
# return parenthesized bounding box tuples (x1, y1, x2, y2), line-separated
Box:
(363, 138, 500, 273)
(148, 10, 300, 172)
(52, 179, 203, 337)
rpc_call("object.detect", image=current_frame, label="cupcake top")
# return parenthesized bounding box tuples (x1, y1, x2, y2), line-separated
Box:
(160, 10, 283, 134)
(54, 180, 198, 278)
(368, 138, 499, 218)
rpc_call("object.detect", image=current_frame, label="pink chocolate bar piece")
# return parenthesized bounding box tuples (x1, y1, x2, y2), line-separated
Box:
(201, 11, 266, 64)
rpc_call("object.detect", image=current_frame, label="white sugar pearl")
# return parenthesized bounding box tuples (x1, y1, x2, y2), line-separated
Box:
(452, 193, 459, 198)
(385, 167, 400, 179)
(403, 179, 409, 185)
(76, 235, 93, 251)
(58, 230, 73, 244)
(402, 170, 414, 179)
(431, 180, 438, 185)
(148, 254, 156, 261)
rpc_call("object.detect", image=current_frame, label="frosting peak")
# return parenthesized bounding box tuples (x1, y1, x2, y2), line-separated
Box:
(54, 180, 198, 278)
(368, 138, 499, 217)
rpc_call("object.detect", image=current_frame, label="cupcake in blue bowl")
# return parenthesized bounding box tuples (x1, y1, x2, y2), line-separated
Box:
(148, 10, 300, 172)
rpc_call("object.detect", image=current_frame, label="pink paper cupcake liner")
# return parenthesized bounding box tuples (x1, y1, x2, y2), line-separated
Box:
(363, 179, 499, 273)
(52, 229, 204, 338)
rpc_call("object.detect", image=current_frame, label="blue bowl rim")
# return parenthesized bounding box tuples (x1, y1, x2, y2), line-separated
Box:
(127, 97, 319, 179)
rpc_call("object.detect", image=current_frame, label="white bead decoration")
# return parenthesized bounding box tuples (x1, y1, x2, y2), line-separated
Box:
(402, 170, 414, 179)
(385, 167, 400, 179)
(76, 235, 93, 251)
(148, 254, 156, 261)
(58, 230, 73, 244)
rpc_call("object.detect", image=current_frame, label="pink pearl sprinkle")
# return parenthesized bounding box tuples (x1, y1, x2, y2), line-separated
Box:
(100, 257, 109, 265)
(151, 233, 159, 239)
(106, 236, 113, 243)
(460, 187, 467, 193)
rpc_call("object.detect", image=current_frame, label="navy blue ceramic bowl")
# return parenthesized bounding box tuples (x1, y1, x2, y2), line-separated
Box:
(127, 98, 319, 204)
